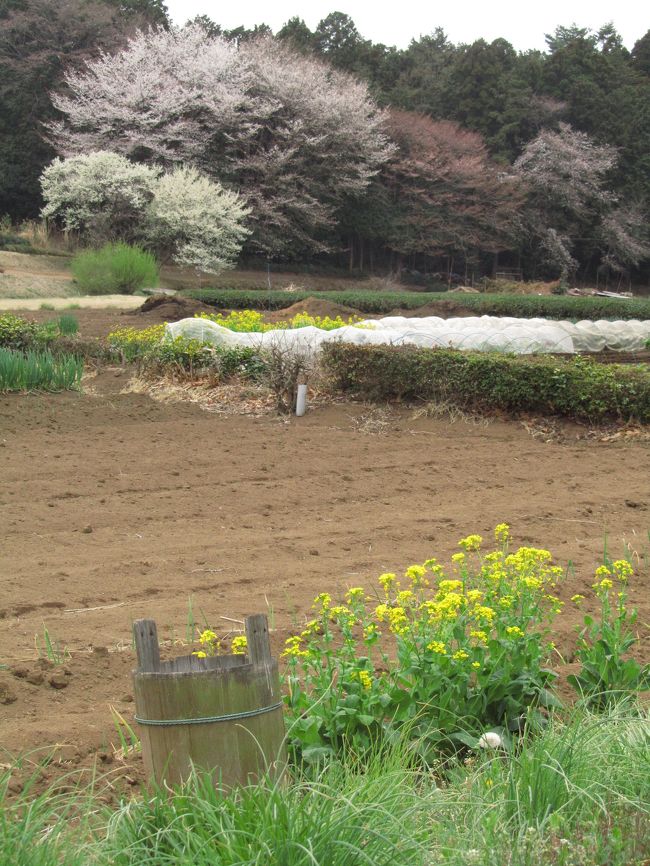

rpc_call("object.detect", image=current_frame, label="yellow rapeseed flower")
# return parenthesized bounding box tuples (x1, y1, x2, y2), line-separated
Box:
(452, 650, 469, 661)
(231, 635, 247, 655)
(375, 603, 391, 622)
(473, 605, 496, 624)
(494, 523, 510, 543)
(506, 626, 525, 639)
(405, 565, 427, 586)
(571, 594, 585, 604)
(612, 560, 633, 582)
(313, 593, 332, 611)
(355, 670, 372, 690)
(199, 629, 218, 645)
(439, 579, 463, 594)
(397, 589, 415, 605)
(427, 641, 447, 655)
(378, 573, 397, 593)
(458, 534, 483, 552)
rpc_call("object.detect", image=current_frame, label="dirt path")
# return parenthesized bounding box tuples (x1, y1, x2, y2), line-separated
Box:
(0, 296, 143, 311)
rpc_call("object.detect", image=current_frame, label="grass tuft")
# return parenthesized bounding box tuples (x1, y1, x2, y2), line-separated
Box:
(0, 348, 83, 392)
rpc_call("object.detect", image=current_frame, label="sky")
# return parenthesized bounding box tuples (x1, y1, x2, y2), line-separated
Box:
(164, 0, 648, 51)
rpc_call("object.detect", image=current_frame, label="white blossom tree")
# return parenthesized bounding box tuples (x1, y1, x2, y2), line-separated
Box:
(49, 24, 393, 256)
(49, 26, 246, 164)
(40, 152, 249, 273)
(514, 124, 619, 280)
(145, 166, 250, 274)
(40, 151, 158, 242)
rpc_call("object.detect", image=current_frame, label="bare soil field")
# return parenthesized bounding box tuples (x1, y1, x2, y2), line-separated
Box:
(0, 307, 649, 793)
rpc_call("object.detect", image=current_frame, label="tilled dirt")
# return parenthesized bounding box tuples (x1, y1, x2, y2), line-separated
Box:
(0, 310, 649, 791)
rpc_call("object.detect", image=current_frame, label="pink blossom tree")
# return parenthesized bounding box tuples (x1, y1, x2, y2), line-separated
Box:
(50, 25, 392, 256)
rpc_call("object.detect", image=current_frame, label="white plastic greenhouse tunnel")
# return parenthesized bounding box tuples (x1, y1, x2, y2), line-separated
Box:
(166, 315, 650, 356)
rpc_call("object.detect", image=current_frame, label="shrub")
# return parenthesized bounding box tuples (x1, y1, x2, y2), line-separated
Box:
(0, 313, 40, 350)
(186, 288, 650, 320)
(0, 348, 83, 392)
(71, 243, 158, 294)
(321, 343, 650, 423)
(283, 525, 563, 763)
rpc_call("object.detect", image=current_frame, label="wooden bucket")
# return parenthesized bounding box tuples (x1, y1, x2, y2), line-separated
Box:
(132, 614, 286, 789)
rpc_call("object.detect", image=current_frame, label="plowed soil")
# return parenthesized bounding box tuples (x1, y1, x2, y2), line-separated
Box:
(1, 308, 649, 793)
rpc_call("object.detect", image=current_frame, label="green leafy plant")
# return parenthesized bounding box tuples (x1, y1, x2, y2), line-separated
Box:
(283, 525, 563, 763)
(568, 560, 650, 708)
(35, 625, 69, 665)
(0, 313, 40, 350)
(0, 348, 83, 393)
(107, 324, 266, 379)
(71, 243, 158, 295)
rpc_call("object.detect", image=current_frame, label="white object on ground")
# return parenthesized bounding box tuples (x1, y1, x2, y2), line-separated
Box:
(166, 315, 650, 355)
(477, 732, 503, 749)
(295, 383, 308, 416)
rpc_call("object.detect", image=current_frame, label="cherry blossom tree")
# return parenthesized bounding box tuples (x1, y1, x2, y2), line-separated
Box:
(514, 124, 619, 279)
(40, 152, 249, 273)
(371, 110, 521, 264)
(49, 24, 392, 257)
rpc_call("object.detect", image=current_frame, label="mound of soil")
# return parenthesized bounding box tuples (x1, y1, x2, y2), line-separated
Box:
(137, 294, 215, 321)
(266, 296, 363, 323)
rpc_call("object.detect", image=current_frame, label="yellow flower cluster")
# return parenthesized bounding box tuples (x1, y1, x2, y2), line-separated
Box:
(281, 526, 571, 691)
(196, 310, 364, 333)
(192, 628, 219, 658)
(282, 635, 309, 658)
(353, 670, 373, 690)
(459, 535, 483, 552)
(231, 635, 248, 655)
(108, 324, 166, 347)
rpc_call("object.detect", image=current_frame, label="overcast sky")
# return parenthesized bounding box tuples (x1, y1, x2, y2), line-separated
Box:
(165, 1, 647, 51)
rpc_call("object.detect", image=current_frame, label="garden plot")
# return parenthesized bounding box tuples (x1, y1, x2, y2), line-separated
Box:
(167, 313, 650, 355)
(0, 365, 649, 776)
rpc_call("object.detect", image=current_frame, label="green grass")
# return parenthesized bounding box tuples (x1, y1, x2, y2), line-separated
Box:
(185, 288, 650, 321)
(0, 704, 647, 866)
(0, 348, 83, 392)
(57, 313, 79, 335)
(71, 243, 159, 295)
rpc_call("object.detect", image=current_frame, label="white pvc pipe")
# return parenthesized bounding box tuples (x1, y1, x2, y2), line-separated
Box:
(295, 383, 308, 417)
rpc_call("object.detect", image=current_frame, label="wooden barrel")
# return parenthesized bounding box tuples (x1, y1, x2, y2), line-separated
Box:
(132, 614, 286, 790)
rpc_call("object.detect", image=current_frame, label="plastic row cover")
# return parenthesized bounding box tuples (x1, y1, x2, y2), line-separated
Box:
(165, 315, 650, 356)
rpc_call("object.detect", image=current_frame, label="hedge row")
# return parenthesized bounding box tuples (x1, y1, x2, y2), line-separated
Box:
(185, 288, 650, 321)
(320, 343, 650, 423)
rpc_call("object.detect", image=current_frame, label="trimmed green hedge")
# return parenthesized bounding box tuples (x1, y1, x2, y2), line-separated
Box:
(185, 288, 650, 321)
(321, 343, 650, 423)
